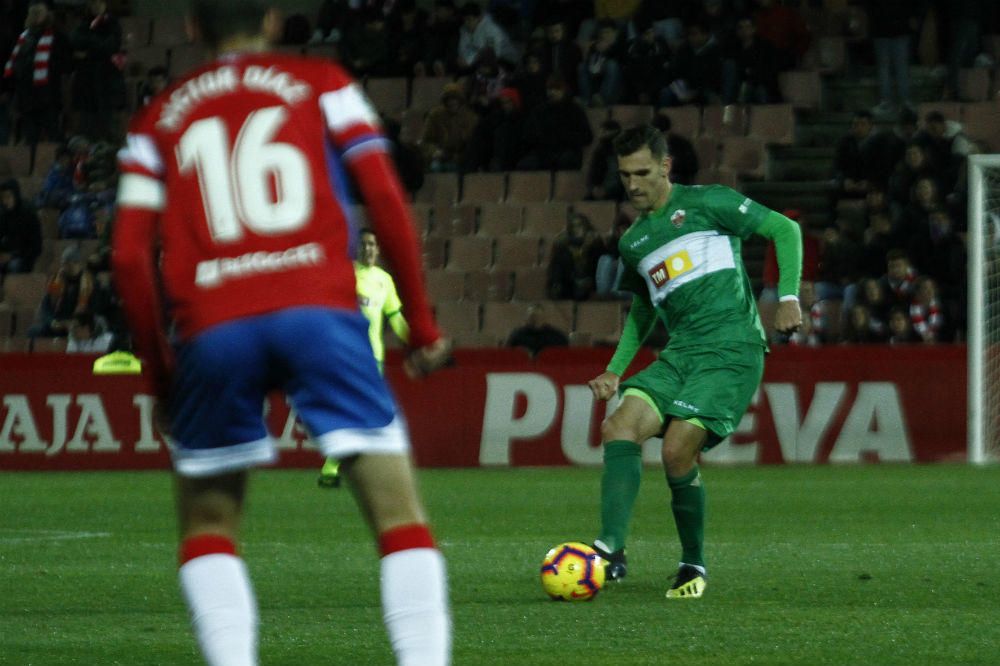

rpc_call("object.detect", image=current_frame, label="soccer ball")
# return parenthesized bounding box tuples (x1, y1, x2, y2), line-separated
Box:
(540, 542, 605, 601)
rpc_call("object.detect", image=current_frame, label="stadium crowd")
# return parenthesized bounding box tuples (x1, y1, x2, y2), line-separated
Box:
(1, 0, 996, 352)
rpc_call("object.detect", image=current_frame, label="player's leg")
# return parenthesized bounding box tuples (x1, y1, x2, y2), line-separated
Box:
(318, 457, 341, 488)
(593, 392, 664, 580)
(661, 418, 709, 599)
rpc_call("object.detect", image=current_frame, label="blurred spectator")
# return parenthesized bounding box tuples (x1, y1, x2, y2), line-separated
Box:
(701, 0, 737, 52)
(381, 116, 424, 197)
(465, 53, 513, 115)
(887, 306, 918, 344)
(511, 50, 547, 112)
(68, 134, 91, 189)
(722, 15, 781, 105)
(30, 244, 93, 338)
(585, 119, 623, 201)
(1, 0, 72, 145)
(594, 211, 632, 300)
(464, 86, 525, 172)
(518, 76, 592, 170)
(577, 19, 624, 107)
(906, 208, 966, 312)
(506, 302, 569, 356)
(539, 18, 581, 95)
(879, 249, 918, 309)
(310, 0, 351, 45)
(419, 82, 478, 172)
(342, 8, 391, 77)
(456, 2, 517, 72)
(915, 111, 973, 197)
(420, 0, 461, 76)
(659, 20, 723, 107)
(856, 277, 889, 339)
(859, 210, 896, 279)
(833, 110, 898, 196)
(652, 108, 699, 185)
(35, 144, 76, 210)
(909, 277, 944, 343)
(896, 175, 943, 243)
(70, 0, 126, 142)
(532, 0, 593, 41)
(388, 0, 429, 77)
(546, 212, 603, 300)
(943, 0, 991, 102)
(0, 178, 42, 274)
(863, 0, 918, 116)
(58, 192, 97, 239)
(815, 219, 860, 302)
(888, 143, 935, 210)
(623, 20, 668, 104)
(753, 0, 810, 72)
(137, 65, 169, 108)
(66, 310, 113, 352)
(282, 13, 312, 45)
(842, 302, 882, 343)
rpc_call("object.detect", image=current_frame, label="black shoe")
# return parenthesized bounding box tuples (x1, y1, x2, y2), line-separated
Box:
(592, 541, 627, 581)
(317, 473, 341, 489)
(666, 564, 706, 599)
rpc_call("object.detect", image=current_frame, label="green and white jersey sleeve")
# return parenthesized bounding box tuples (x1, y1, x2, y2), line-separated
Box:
(616, 184, 769, 351)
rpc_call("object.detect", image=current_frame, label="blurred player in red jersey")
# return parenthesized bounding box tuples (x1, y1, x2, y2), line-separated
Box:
(111, 2, 452, 664)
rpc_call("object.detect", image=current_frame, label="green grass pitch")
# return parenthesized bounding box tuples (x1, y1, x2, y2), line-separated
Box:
(2, 465, 999, 665)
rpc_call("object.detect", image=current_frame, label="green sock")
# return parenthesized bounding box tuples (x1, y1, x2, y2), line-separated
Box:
(667, 465, 705, 568)
(320, 458, 340, 476)
(598, 441, 643, 553)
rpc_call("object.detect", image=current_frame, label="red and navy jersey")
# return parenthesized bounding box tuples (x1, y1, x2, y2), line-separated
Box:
(117, 53, 391, 337)
(114, 52, 438, 391)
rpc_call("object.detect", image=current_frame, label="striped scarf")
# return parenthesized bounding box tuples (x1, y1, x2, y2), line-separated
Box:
(3, 29, 55, 86)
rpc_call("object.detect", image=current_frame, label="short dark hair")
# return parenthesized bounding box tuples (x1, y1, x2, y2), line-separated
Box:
(925, 111, 945, 124)
(853, 109, 873, 122)
(613, 125, 669, 159)
(190, 0, 267, 48)
(886, 248, 909, 263)
(359, 226, 375, 237)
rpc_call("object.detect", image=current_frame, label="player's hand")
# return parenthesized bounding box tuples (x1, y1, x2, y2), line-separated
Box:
(588, 371, 620, 402)
(774, 299, 803, 335)
(404, 337, 454, 379)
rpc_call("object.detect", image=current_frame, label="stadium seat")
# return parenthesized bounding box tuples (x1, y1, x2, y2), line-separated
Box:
(586, 107, 609, 133)
(461, 173, 506, 204)
(119, 16, 151, 50)
(435, 301, 480, 340)
(568, 330, 592, 346)
(399, 107, 426, 144)
(779, 70, 822, 109)
(814, 36, 847, 72)
(410, 203, 432, 236)
(702, 104, 747, 138)
(32, 142, 60, 174)
(416, 173, 459, 205)
(150, 16, 189, 47)
(425, 268, 465, 303)
(38, 210, 59, 240)
(694, 137, 719, 171)
(464, 269, 514, 302)
(506, 171, 551, 203)
(547, 300, 576, 333)
(125, 45, 169, 77)
(436, 204, 477, 237)
(662, 105, 700, 139)
(513, 266, 548, 301)
(610, 105, 655, 128)
(169, 44, 210, 77)
(571, 200, 617, 234)
(0, 145, 32, 178)
(958, 68, 991, 103)
(962, 102, 1000, 151)
(482, 302, 531, 341)
(421, 235, 448, 269)
(748, 104, 795, 145)
(551, 171, 587, 202)
(575, 302, 624, 341)
(494, 234, 542, 269)
(447, 235, 493, 270)
(522, 202, 569, 236)
(1, 273, 48, 309)
(478, 203, 523, 236)
(32, 337, 66, 352)
(695, 168, 738, 188)
(365, 77, 409, 116)
(720, 136, 766, 180)
(410, 76, 452, 111)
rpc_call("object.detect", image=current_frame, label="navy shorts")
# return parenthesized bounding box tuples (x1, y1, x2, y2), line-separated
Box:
(168, 307, 408, 477)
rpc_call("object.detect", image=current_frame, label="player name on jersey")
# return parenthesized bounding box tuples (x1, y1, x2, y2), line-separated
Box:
(158, 64, 312, 131)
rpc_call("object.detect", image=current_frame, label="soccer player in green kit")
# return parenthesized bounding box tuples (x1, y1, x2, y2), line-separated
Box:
(588, 125, 803, 598)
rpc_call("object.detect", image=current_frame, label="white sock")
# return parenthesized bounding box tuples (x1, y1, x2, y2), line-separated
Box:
(179, 553, 258, 666)
(380, 548, 451, 666)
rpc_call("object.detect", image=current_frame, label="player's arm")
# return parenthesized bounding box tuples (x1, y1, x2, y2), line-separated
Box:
(755, 211, 803, 334)
(588, 295, 657, 401)
(383, 276, 410, 344)
(111, 133, 173, 399)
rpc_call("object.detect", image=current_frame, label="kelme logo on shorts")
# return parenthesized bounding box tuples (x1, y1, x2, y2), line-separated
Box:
(646, 250, 694, 288)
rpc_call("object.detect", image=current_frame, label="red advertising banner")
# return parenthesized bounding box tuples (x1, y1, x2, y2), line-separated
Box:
(0, 346, 967, 470)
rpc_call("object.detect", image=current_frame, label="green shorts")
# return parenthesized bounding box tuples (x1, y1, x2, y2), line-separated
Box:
(619, 343, 765, 450)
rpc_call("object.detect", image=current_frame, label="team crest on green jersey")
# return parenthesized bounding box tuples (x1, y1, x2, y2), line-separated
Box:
(670, 209, 686, 228)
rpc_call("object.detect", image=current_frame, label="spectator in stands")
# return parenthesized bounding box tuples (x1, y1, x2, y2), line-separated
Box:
(381, 116, 425, 197)
(909, 276, 944, 344)
(887, 306, 918, 344)
(546, 212, 603, 300)
(532, 0, 593, 42)
(853, 277, 890, 341)
(863, 0, 918, 117)
(943, 0, 991, 102)
(419, 82, 478, 172)
(622, 19, 669, 105)
(138, 65, 169, 108)
(888, 143, 935, 210)
(906, 208, 966, 326)
(465, 52, 513, 115)
(420, 0, 461, 76)
(310, 0, 351, 45)
(388, 0, 429, 77)
(540, 17, 582, 96)
(586, 119, 623, 201)
(506, 303, 569, 356)
(879, 249, 918, 309)
(58, 192, 97, 239)
(511, 50, 547, 113)
(753, 0, 811, 72)
(456, 2, 517, 73)
(651, 109, 699, 185)
(30, 244, 93, 338)
(66, 310, 113, 352)
(701, 0, 736, 53)
(594, 211, 632, 300)
(842, 302, 882, 343)
(658, 20, 723, 107)
(833, 110, 897, 197)
(915, 111, 973, 196)
(35, 145, 76, 210)
(342, 8, 391, 78)
(897, 175, 944, 243)
(815, 219, 860, 302)
(1, 0, 72, 145)
(0, 177, 41, 274)
(70, 0, 126, 142)
(578, 19, 625, 107)
(463, 86, 526, 172)
(517, 76, 593, 170)
(722, 15, 781, 105)
(859, 210, 896, 280)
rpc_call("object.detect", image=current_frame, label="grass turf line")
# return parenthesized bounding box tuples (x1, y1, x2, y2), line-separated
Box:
(1, 465, 999, 665)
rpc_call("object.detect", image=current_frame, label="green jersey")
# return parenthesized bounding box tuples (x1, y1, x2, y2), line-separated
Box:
(617, 184, 770, 350)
